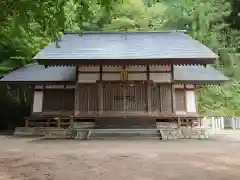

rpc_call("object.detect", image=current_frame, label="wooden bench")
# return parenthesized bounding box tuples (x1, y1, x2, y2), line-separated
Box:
(25, 115, 73, 128)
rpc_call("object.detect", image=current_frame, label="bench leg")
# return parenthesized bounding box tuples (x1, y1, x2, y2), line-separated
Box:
(87, 130, 92, 140)
(45, 132, 51, 138)
(158, 129, 161, 140)
(74, 132, 79, 140)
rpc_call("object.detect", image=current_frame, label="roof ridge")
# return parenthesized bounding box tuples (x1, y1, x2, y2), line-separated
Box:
(63, 30, 187, 35)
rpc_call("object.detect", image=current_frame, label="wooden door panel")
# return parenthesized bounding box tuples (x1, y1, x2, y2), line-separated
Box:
(151, 84, 172, 113)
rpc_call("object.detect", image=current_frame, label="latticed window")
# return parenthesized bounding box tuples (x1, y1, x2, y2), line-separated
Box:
(42, 89, 75, 111)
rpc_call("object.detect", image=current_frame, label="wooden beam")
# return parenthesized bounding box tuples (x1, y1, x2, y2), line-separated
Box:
(76, 70, 171, 73)
(37, 58, 215, 66)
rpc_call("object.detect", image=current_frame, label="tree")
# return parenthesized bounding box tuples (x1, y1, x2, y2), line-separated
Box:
(163, 0, 240, 116)
(103, 0, 167, 31)
(226, 0, 240, 30)
(0, 0, 118, 75)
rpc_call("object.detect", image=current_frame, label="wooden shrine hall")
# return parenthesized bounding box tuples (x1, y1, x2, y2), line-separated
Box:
(0, 31, 228, 139)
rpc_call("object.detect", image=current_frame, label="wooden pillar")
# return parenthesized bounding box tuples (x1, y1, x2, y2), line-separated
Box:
(177, 116, 181, 128)
(98, 83, 103, 115)
(74, 84, 79, 116)
(74, 65, 79, 116)
(171, 65, 176, 113)
(30, 85, 34, 113)
(183, 84, 187, 112)
(70, 116, 74, 127)
(98, 66, 103, 115)
(146, 65, 151, 113)
(25, 119, 29, 127)
(57, 118, 61, 128)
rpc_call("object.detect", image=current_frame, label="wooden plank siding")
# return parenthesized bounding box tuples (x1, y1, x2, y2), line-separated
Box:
(31, 65, 200, 118)
(150, 84, 172, 113)
(75, 65, 175, 116)
(76, 82, 173, 116)
(42, 89, 75, 111)
(77, 84, 99, 112)
(175, 89, 186, 111)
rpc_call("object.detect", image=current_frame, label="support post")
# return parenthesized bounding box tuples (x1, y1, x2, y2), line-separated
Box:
(170, 65, 176, 113)
(98, 83, 103, 115)
(177, 117, 181, 128)
(57, 118, 61, 128)
(74, 65, 79, 116)
(146, 65, 151, 113)
(25, 119, 28, 127)
(232, 117, 236, 130)
(74, 84, 79, 116)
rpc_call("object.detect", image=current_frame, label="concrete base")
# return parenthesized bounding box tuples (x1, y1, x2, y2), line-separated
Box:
(14, 127, 45, 137)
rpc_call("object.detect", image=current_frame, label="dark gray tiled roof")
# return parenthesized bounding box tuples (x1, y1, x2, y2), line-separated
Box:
(33, 32, 218, 61)
(0, 63, 76, 83)
(0, 63, 228, 84)
(174, 65, 228, 84)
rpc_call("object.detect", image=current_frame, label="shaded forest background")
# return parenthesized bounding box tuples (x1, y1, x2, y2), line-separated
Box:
(0, 0, 240, 128)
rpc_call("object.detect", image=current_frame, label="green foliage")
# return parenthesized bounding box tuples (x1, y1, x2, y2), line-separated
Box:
(103, 0, 167, 31)
(162, 0, 240, 115)
(0, 0, 117, 75)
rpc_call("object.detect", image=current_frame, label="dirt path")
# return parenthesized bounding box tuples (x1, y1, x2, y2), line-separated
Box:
(1, 136, 240, 180)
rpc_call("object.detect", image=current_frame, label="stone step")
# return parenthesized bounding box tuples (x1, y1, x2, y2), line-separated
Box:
(14, 127, 44, 136)
(72, 122, 95, 129)
(95, 117, 157, 129)
(89, 129, 161, 140)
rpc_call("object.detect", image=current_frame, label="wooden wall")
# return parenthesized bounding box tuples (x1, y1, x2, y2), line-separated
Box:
(31, 83, 197, 116)
(78, 65, 171, 82)
(32, 85, 75, 113)
(174, 84, 196, 115)
(30, 65, 197, 117)
(75, 82, 174, 115)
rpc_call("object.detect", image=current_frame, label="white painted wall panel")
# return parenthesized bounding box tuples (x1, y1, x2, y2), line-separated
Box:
(34, 85, 43, 89)
(174, 84, 184, 88)
(102, 66, 120, 72)
(33, 91, 43, 112)
(78, 66, 99, 72)
(128, 73, 147, 80)
(150, 73, 171, 82)
(102, 73, 120, 80)
(126, 66, 146, 71)
(78, 73, 99, 83)
(186, 84, 195, 89)
(186, 90, 196, 113)
(149, 65, 171, 71)
(176, 111, 187, 115)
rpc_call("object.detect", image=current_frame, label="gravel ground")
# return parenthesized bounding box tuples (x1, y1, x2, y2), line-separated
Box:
(1, 136, 240, 180)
